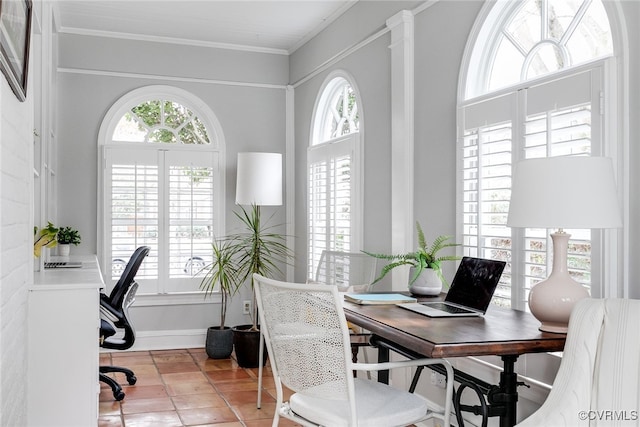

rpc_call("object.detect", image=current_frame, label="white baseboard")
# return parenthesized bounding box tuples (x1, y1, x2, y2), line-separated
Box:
(100, 329, 207, 352)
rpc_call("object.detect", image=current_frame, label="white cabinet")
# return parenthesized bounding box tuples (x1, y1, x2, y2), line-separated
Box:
(28, 256, 103, 427)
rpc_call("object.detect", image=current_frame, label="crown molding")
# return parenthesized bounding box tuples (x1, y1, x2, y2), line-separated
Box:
(58, 26, 290, 56)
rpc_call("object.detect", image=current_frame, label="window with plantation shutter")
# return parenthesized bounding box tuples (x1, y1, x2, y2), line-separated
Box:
(458, 0, 616, 307)
(308, 138, 355, 278)
(104, 148, 218, 294)
(459, 67, 605, 309)
(308, 74, 362, 279)
(100, 88, 223, 298)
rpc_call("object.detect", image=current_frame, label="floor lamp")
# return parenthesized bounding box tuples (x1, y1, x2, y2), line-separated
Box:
(507, 156, 621, 333)
(235, 152, 283, 409)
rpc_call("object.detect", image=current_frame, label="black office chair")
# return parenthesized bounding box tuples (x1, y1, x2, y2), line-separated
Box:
(99, 246, 150, 401)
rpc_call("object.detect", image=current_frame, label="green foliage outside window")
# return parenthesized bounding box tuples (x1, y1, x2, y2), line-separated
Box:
(125, 100, 210, 145)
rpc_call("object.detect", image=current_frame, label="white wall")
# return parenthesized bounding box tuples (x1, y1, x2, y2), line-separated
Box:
(0, 36, 34, 427)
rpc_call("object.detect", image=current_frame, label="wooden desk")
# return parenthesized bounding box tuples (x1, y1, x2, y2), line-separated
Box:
(343, 298, 566, 427)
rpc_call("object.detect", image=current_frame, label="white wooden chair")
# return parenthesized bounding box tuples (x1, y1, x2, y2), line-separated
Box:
(516, 298, 640, 426)
(253, 273, 454, 427)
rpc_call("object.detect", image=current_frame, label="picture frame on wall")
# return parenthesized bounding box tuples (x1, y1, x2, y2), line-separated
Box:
(0, 0, 32, 102)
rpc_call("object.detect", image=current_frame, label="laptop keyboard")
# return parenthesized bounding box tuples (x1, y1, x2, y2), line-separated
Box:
(44, 262, 82, 269)
(426, 302, 475, 314)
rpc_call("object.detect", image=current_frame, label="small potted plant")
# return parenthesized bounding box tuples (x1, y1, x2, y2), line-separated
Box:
(57, 226, 81, 257)
(200, 238, 242, 359)
(364, 221, 460, 295)
(34, 222, 58, 258)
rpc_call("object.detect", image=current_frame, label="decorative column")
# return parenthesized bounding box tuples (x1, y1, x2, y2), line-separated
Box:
(386, 10, 415, 291)
(285, 85, 295, 281)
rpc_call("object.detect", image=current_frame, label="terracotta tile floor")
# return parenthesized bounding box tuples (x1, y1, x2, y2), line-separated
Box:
(99, 348, 302, 427)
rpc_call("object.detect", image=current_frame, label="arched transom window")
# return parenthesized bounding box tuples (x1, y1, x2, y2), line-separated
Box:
(312, 76, 359, 143)
(113, 99, 212, 145)
(467, 0, 613, 99)
(308, 74, 363, 279)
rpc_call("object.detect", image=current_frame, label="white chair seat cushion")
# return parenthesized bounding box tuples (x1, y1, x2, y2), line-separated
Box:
(289, 378, 429, 427)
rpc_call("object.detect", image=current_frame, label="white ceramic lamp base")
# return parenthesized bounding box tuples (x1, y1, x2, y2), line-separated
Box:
(528, 231, 589, 333)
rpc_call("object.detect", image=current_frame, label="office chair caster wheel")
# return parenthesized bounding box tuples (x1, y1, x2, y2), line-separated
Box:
(113, 390, 125, 401)
(126, 374, 137, 385)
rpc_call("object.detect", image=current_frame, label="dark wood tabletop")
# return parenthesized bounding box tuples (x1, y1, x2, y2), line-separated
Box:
(343, 296, 566, 359)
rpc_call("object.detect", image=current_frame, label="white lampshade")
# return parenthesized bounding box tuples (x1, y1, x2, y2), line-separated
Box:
(507, 156, 621, 229)
(235, 152, 282, 206)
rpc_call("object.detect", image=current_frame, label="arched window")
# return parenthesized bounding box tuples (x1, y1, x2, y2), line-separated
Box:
(99, 86, 224, 295)
(308, 73, 363, 279)
(458, 0, 616, 309)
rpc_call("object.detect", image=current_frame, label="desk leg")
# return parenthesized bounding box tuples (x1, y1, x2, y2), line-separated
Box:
(377, 344, 390, 384)
(495, 355, 518, 427)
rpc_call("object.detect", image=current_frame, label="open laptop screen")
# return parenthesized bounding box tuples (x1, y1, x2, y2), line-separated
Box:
(445, 257, 506, 313)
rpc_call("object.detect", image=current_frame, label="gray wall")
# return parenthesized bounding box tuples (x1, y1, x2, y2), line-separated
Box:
(291, 1, 481, 283)
(56, 33, 289, 333)
(624, 0, 640, 298)
(291, 33, 394, 283)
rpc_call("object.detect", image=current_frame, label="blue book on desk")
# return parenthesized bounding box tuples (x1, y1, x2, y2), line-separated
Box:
(344, 293, 417, 305)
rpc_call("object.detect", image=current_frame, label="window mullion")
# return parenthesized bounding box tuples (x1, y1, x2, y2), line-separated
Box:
(157, 150, 169, 294)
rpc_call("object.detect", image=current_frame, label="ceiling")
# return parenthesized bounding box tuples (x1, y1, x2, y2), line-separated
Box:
(54, 1, 357, 54)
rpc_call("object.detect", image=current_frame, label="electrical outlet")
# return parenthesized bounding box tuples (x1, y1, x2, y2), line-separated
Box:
(430, 371, 447, 388)
(243, 300, 251, 315)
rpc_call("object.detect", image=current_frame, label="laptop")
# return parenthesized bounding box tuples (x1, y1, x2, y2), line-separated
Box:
(397, 257, 506, 317)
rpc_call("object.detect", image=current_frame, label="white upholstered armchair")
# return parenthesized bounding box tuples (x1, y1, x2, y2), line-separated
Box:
(516, 298, 640, 426)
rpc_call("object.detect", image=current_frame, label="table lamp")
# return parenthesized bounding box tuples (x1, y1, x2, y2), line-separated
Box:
(507, 156, 621, 333)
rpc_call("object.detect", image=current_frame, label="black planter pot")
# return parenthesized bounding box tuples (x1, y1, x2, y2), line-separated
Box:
(232, 324, 267, 368)
(205, 326, 234, 359)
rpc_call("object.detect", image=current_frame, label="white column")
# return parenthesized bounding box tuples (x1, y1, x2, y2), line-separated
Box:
(386, 11, 415, 291)
(285, 85, 295, 281)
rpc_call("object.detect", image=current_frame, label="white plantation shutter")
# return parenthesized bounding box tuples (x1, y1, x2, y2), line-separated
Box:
(106, 148, 159, 288)
(165, 151, 216, 292)
(308, 134, 358, 279)
(459, 67, 603, 309)
(461, 121, 513, 306)
(105, 147, 218, 294)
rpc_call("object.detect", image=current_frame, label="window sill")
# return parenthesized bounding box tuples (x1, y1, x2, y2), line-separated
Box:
(135, 292, 221, 306)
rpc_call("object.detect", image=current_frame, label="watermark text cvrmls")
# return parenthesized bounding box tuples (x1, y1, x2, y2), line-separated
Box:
(578, 410, 638, 421)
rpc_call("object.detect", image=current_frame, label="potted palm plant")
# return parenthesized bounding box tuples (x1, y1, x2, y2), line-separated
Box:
(57, 226, 81, 257)
(229, 204, 293, 368)
(200, 238, 242, 359)
(364, 221, 460, 295)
